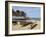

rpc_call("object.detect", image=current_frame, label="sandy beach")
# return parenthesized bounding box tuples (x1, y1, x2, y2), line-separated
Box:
(12, 20, 40, 30)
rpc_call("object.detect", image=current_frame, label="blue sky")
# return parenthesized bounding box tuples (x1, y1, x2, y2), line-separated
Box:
(12, 6, 41, 18)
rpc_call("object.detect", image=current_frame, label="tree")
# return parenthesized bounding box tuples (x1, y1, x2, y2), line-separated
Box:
(12, 9, 16, 16)
(21, 11, 26, 17)
(15, 10, 20, 16)
(12, 10, 26, 17)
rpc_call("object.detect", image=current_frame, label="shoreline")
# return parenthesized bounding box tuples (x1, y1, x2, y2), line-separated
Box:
(12, 20, 40, 30)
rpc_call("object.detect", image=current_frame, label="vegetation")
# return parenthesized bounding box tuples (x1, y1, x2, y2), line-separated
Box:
(12, 9, 26, 17)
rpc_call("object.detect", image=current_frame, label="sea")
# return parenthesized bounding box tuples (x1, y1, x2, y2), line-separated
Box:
(31, 18, 40, 21)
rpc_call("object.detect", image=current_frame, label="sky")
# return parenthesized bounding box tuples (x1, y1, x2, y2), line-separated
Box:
(12, 6, 41, 18)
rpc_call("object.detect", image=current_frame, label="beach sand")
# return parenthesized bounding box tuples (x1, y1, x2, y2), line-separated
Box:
(12, 20, 40, 30)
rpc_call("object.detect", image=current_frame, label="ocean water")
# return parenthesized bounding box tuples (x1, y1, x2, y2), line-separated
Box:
(31, 18, 40, 21)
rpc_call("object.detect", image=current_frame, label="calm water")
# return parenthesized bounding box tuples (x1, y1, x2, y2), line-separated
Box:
(31, 18, 40, 21)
